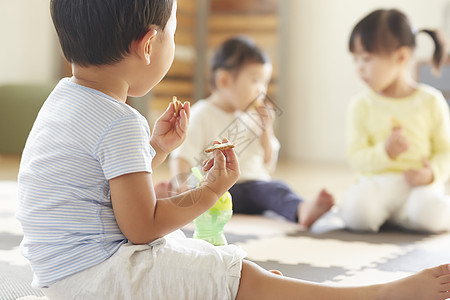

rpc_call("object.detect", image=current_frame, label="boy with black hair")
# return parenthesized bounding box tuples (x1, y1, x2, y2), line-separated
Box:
(17, 0, 450, 299)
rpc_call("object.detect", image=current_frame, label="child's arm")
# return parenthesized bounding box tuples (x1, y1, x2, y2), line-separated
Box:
(403, 94, 450, 186)
(346, 98, 393, 173)
(403, 157, 434, 186)
(260, 126, 275, 164)
(150, 101, 190, 169)
(384, 127, 409, 159)
(109, 144, 239, 244)
(256, 102, 279, 166)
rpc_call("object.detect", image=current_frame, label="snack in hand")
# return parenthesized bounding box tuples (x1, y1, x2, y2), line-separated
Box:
(204, 141, 236, 153)
(172, 96, 183, 115)
(391, 117, 402, 129)
(250, 98, 264, 110)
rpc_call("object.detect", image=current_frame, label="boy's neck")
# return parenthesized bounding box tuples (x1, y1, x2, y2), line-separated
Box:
(71, 64, 129, 103)
(207, 92, 235, 113)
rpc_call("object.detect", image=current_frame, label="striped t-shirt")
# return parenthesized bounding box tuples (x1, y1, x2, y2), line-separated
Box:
(16, 78, 155, 287)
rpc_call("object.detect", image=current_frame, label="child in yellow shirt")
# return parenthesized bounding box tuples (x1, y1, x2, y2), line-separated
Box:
(343, 8, 450, 233)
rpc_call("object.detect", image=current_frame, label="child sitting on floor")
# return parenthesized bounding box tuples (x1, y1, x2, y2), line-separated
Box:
(170, 36, 334, 228)
(342, 8, 450, 233)
(16, 1, 450, 299)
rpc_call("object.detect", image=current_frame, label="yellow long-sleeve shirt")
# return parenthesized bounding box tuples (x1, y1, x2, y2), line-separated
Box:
(347, 84, 450, 182)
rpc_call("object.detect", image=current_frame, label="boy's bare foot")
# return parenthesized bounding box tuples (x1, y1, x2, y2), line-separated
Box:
(378, 264, 450, 300)
(298, 189, 334, 228)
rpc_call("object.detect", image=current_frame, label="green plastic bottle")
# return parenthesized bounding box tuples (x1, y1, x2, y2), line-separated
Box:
(191, 167, 233, 246)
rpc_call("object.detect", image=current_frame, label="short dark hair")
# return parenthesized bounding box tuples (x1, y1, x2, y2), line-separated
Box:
(349, 9, 446, 70)
(50, 0, 174, 66)
(210, 36, 270, 89)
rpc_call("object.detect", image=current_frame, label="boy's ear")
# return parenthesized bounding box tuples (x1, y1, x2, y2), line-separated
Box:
(215, 70, 233, 89)
(137, 28, 158, 65)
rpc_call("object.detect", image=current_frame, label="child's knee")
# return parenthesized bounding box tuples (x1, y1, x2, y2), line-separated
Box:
(406, 195, 450, 233)
(342, 210, 383, 232)
(407, 212, 448, 233)
(340, 200, 385, 232)
(341, 180, 391, 232)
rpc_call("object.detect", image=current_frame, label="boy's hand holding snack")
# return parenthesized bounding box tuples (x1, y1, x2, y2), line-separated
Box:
(200, 139, 240, 199)
(254, 100, 276, 133)
(250, 99, 276, 164)
(150, 97, 190, 155)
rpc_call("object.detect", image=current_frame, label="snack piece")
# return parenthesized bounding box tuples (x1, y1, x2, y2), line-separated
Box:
(391, 117, 402, 129)
(204, 142, 236, 153)
(172, 96, 182, 115)
(250, 98, 264, 110)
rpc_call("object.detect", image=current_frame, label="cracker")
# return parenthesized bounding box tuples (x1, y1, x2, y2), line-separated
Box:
(250, 99, 264, 110)
(172, 96, 182, 115)
(391, 117, 402, 129)
(204, 142, 236, 153)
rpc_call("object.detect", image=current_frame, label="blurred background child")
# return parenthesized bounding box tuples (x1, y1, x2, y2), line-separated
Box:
(170, 36, 334, 228)
(342, 8, 450, 232)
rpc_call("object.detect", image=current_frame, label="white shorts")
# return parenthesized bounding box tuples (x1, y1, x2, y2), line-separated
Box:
(42, 230, 247, 300)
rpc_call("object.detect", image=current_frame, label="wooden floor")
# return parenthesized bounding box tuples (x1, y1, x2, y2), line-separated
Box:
(0, 154, 355, 204)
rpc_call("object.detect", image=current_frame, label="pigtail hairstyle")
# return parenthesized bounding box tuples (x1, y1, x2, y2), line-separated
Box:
(419, 29, 447, 72)
(349, 9, 448, 73)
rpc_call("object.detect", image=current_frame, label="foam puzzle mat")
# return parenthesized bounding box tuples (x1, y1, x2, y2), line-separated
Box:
(1, 181, 450, 299)
(183, 212, 450, 285)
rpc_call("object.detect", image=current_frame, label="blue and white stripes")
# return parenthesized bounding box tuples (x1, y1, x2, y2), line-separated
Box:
(16, 78, 155, 287)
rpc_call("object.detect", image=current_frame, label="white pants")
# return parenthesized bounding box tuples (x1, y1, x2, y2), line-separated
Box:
(341, 173, 450, 232)
(42, 230, 246, 300)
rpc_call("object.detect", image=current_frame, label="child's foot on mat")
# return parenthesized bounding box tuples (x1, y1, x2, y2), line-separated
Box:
(378, 264, 450, 300)
(298, 189, 334, 228)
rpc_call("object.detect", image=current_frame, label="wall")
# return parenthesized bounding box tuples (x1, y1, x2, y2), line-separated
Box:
(1, 0, 449, 163)
(280, 0, 450, 163)
(0, 1, 59, 84)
